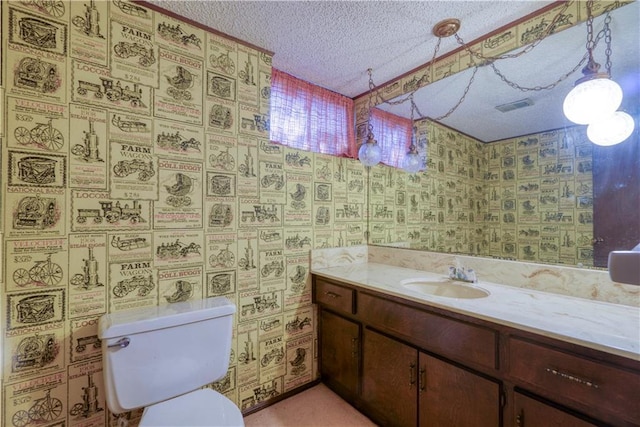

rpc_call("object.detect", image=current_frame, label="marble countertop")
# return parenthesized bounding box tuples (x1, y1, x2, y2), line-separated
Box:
(312, 262, 640, 361)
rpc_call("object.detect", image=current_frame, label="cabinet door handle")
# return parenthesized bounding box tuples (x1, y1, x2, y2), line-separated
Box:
(545, 367, 599, 389)
(351, 338, 358, 358)
(325, 291, 341, 298)
(419, 368, 426, 393)
(409, 363, 416, 387)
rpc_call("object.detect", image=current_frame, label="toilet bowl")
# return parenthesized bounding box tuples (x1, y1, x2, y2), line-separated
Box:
(140, 389, 244, 427)
(98, 297, 244, 427)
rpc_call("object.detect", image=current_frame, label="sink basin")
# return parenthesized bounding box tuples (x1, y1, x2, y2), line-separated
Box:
(400, 278, 490, 299)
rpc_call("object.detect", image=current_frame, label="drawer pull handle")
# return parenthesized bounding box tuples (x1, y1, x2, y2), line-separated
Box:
(409, 363, 416, 387)
(419, 368, 426, 393)
(351, 338, 358, 358)
(545, 367, 599, 389)
(325, 291, 341, 298)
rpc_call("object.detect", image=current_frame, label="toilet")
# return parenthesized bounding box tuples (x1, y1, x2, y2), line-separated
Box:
(98, 297, 244, 426)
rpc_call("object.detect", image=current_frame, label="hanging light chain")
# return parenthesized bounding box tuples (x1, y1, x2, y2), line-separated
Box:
(454, 1, 571, 62)
(487, 10, 610, 93)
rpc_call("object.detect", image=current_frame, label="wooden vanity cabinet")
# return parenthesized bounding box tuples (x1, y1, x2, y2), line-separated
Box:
(319, 310, 360, 399)
(315, 277, 501, 426)
(313, 275, 640, 427)
(512, 391, 597, 427)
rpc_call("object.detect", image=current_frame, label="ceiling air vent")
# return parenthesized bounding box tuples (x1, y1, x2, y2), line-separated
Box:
(495, 98, 534, 113)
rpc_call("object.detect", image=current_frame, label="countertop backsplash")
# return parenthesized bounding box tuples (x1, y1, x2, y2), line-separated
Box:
(312, 245, 639, 307)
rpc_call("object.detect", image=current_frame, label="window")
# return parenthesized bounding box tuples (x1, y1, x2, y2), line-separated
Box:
(270, 69, 356, 157)
(369, 107, 412, 168)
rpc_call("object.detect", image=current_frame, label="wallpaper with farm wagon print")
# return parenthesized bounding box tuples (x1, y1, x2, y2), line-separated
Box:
(0, 1, 604, 426)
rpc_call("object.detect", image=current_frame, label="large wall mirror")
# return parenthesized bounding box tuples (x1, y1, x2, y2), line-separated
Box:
(367, 1, 639, 268)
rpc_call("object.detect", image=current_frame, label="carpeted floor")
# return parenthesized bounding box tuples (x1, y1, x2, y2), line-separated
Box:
(243, 384, 377, 427)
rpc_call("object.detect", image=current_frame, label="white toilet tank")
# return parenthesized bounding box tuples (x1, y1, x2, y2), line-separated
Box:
(98, 297, 236, 414)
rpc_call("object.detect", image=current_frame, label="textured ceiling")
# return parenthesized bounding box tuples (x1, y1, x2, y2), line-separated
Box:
(148, 1, 555, 97)
(149, 0, 639, 142)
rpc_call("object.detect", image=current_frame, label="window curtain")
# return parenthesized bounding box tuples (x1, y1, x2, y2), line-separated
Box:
(369, 107, 413, 168)
(270, 69, 357, 157)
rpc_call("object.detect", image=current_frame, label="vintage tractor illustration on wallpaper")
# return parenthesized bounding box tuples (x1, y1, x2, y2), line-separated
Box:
(112, 275, 154, 298)
(157, 131, 201, 152)
(69, 373, 103, 419)
(76, 200, 145, 224)
(260, 173, 284, 190)
(260, 347, 284, 368)
(11, 388, 63, 427)
(289, 265, 307, 293)
(15, 57, 60, 94)
(13, 253, 63, 287)
(15, 118, 64, 151)
(12, 333, 58, 372)
(71, 120, 103, 162)
(114, 42, 155, 67)
(70, 247, 103, 290)
(164, 173, 194, 207)
(113, 159, 154, 181)
(261, 260, 284, 279)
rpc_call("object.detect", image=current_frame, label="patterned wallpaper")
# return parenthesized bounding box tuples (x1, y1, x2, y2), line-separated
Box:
(0, 1, 367, 426)
(369, 119, 595, 267)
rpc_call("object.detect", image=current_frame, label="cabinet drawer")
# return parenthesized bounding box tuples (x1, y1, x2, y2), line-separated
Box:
(359, 292, 497, 370)
(508, 337, 640, 425)
(315, 279, 355, 314)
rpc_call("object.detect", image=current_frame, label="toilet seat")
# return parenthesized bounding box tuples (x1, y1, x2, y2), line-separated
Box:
(140, 389, 244, 427)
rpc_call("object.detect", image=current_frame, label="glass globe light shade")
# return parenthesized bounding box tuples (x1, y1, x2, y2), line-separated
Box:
(402, 149, 423, 174)
(587, 111, 635, 146)
(358, 134, 382, 167)
(563, 76, 623, 125)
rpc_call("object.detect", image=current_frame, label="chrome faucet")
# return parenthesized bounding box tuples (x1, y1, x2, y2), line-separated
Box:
(448, 263, 477, 284)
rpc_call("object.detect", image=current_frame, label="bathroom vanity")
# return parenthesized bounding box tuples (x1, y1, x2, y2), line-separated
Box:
(312, 263, 640, 427)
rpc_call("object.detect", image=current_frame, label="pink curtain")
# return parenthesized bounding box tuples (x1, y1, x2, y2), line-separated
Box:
(369, 107, 412, 168)
(270, 69, 357, 158)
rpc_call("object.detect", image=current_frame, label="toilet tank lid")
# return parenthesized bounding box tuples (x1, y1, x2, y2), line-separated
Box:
(98, 297, 236, 339)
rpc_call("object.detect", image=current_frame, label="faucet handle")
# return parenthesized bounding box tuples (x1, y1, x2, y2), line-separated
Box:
(467, 269, 477, 283)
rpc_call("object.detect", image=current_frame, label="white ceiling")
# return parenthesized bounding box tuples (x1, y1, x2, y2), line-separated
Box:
(150, 0, 639, 142)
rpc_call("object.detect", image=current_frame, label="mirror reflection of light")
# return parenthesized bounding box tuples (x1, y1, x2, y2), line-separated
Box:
(562, 77, 623, 125)
(587, 111, 635, 146)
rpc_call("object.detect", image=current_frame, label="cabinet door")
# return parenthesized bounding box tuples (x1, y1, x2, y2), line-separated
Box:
(362, 328, 418, 427)
(513, 392, 596, 427)
(320, 310, 360, 397)
(419, 353, 500, 427)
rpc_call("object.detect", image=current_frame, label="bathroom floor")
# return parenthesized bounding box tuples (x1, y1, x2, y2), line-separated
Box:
(243, 384, 377, 426)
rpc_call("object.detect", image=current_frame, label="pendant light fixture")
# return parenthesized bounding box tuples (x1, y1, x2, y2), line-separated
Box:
(358, 68, 382, 167)
(587, 111, 635, 146)
(562, 1, 623, 125)
(402, 97, 425, 174)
